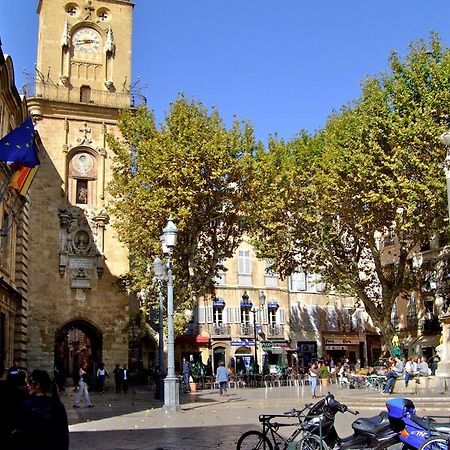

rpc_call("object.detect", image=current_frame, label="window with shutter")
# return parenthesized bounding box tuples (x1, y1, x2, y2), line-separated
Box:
(206, 306, 213, 324)
(278, 308, 285, 325)
(234, 307, 241, 323)
(238, 250, 252, 286)
(197, 306, 205, 324)
(223, 307, 230, 324)
(262, 307, 269, 325)
(264, 259, 279, 287)
(290, 305, 300, 330)
(290, 271, 307, 291)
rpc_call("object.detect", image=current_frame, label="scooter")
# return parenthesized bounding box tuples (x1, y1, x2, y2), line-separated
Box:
(386, 397, 450, 449)
(300, 393, 404, 449)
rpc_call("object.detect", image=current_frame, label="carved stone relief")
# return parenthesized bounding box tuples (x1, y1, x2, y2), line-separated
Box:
(58, 206, 109, 286)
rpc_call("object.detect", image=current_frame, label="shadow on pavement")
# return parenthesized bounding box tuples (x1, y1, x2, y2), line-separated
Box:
(62, 387, 236, 426)
(70, 424, 257, 450)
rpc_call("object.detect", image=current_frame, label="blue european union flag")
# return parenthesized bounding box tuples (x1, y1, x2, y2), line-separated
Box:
(0, 118, 40, 167)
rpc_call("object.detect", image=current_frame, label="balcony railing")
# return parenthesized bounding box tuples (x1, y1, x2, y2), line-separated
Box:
(23, 82, 146, 109)
(211, 324, 231, 336)
(267, 324, 284, 337)
(240, 324, 254, 336)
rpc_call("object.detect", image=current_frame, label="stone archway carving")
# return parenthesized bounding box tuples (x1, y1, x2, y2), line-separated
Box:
(58, 206, 109, 298)
(54, 318, 103, 384)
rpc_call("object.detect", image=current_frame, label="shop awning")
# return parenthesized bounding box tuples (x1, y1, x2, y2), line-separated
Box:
(176, 335, 210, 345)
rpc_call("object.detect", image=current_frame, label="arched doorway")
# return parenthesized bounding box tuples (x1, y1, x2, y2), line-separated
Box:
(234, 346, 253, 375)
(54, 319, 102, 389)
(213, 346, 226, 374)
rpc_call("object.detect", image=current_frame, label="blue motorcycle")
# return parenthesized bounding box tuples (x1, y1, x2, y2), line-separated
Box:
(297, 394, 450, 450)
(386, 398, 450, 450)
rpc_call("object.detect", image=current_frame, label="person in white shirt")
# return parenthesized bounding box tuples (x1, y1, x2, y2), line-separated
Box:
(404, 355, 418, 387)
(417, 356, 431, 376)
(123, 364, 129, 393)
(309, 363, 318, 398)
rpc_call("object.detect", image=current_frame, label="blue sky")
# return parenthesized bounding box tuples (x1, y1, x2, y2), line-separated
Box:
(1, 1, 450, 143)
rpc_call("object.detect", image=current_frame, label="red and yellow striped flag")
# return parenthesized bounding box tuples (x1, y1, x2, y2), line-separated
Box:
(9, 164, 39, 197)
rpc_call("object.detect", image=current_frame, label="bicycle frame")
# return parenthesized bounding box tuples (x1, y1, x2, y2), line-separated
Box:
(260, 414, 305, 449)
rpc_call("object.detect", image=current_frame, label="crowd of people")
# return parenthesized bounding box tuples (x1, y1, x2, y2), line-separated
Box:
(302, 353, 433, 397)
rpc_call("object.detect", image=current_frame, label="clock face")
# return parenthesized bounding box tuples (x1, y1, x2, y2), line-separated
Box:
(72, 27, 101, 56)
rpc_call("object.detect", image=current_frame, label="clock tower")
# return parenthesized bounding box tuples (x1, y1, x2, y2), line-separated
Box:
(26, 0, 140, 374)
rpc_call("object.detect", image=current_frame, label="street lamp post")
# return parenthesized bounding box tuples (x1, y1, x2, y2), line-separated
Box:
(242, 290, 266, 374)
(440, 132, 450, 226)
(436, 133, 450, 378)
(161, 217, 180, 413)
(152, 257, 165, 401)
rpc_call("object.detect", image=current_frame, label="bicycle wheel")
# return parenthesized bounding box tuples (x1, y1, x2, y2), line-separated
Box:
(418, 437, 449, 450)
(236, 430, 273, 450)
(298, 433, 330, 450)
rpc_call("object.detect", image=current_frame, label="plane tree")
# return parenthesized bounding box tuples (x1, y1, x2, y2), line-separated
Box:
(250, 36, 450, 347)
(107, 96, 258, 329)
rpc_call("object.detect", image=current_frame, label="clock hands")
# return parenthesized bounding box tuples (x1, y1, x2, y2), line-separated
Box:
(75, 39, 97, 45)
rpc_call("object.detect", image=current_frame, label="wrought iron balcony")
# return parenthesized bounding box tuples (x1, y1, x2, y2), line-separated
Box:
(211, 324, 231, 337)
(267, 324, 284, 337)
(23, 82, 146, 109)
(240, 324, 254, 336)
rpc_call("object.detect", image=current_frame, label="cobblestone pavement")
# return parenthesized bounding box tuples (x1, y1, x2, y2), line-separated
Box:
(63, 384, 450, 450)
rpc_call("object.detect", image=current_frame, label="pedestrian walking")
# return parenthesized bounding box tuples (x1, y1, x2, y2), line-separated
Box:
(12, 369, 69, 450)
(96, 362, 109, 393)
(122, 364, 129, 393)
(113, 363, 123, 393)
(309, 363, 318, 398)
(182, 357, 190, 393)
(216, 361, 228, 395)
(72, 362, 94, 408)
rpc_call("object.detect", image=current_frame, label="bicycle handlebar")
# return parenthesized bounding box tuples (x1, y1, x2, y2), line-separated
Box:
(283, 404, 313, 417)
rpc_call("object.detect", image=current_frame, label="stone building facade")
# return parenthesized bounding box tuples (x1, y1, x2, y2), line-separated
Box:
(0, 42, 31, 371)
(185, 239, 380, 375)
(25, 0, 141, 376)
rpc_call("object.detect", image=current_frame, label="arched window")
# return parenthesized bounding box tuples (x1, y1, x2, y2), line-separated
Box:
(68, 150, 97, 206)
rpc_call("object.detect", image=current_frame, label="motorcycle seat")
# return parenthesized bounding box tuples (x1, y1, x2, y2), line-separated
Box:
(352, 411, 391, 435)
(411, 416, 450, 434)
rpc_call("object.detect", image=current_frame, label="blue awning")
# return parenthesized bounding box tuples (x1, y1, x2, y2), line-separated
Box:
(213, 300, 226, 308)
(267, 302, 279, 309)
(240, 301, 253, 309)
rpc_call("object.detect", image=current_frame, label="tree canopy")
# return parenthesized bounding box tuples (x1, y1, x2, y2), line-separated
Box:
(250, 35, 450, 345)
(107, 96, 258, 322)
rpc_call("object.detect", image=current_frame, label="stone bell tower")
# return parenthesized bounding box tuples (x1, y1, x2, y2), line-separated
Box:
(26, 0, 139, 373)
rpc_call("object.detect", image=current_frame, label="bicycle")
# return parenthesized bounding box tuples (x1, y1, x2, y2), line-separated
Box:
(236, 404, 312, 450)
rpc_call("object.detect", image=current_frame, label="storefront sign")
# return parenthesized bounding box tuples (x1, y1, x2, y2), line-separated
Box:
(325, 345, 348, 351)
(231, 340, 255, 346)
(324, 338, 359, 345)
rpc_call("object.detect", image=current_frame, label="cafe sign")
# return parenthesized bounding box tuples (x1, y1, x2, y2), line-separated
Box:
(324, 338, 359, 345)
